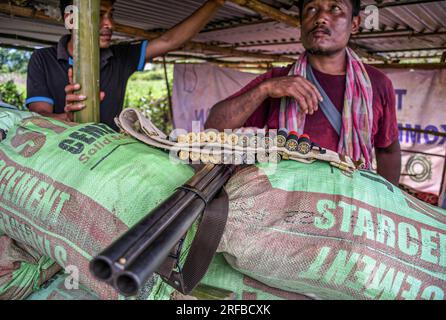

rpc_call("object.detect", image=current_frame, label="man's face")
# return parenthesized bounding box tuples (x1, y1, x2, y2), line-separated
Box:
(99, 0, 115, 49)
(300, 0, 360, 56)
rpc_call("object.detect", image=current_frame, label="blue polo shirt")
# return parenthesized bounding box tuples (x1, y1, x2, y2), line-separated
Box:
(26, 34, 148, 130)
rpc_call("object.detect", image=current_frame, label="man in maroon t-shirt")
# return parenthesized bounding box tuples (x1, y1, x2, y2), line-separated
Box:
(205, 0, 401, 185)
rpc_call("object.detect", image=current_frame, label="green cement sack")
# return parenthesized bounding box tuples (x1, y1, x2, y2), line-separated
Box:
(0, 107, 37, 140)
(0, 113, 194, 299)
(0, 235, 61, 300)
(219, 162, 446, 300)
(26, 271, 99, 300)
(199, 254, 311, 300)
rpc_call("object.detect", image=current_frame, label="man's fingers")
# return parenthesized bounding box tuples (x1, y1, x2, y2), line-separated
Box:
(66, 94, 87, 103)
(298, 82, 319, 113)
(288, 85, 316, 115)
(305, 79, 323, 102)
(100, 91, 106, 101)
(292, 94, 309, 114)
(65, 103, 86, 113)
(65, 83, 81, 94)
(292, 75, 323, 102)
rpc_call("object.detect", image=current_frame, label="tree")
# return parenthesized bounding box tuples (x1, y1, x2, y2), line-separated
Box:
(0, 48, 32, 74)
(0, 81, 25, 108)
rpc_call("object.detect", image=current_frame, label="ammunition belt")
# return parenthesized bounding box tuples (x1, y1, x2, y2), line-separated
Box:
(115, 108, 360, 173)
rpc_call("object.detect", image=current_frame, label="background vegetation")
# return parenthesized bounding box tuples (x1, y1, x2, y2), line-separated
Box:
(0, 47, 174, 132)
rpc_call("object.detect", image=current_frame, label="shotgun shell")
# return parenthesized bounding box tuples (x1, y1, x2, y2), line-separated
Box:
(297, 134, 312, 155)
(238, 134, 250, 148)
(233, 152, 244, 165)
(269, 151, 282, 164)
(177, 134, 187, 144)
(209, 152, 222, 164)
(285, 131, 299, 152)
(227, 133, 239, 146)
(261, 136, 274, 149)
(186, 132, 197, 144)
(257, 152, 270, 163)
(178, 150, 190, 161)
(206, 131, 218, 143)
(277, 128, 288, 147)
(200, 152, 210, 163)
(222, 152, 232, 164)
(217, 132, 227, 145)
(199, 132, 208, 144)
(245, 152, 256, 164)
(249, 135, 260, 148)
(190, 152, 201, 162)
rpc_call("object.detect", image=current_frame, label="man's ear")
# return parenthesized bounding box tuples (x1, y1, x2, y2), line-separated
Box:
(351, 16, 361, 34)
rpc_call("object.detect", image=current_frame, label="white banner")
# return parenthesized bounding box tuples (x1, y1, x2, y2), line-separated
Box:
(172, 64, 446, 195)
(172, 63, 257, 132)
(387, 69, 446, 195)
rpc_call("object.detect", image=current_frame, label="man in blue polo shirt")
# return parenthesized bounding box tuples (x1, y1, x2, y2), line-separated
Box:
(26, 0, 224, 130)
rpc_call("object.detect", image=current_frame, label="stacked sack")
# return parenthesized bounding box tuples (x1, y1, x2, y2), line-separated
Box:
(1, 107, 445, 300)
(0, 235, 61, 299)
(0, 107, 194, 300)
(219, 162, 446, 300)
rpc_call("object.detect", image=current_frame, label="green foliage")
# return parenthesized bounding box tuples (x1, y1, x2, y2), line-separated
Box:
(0, 80, 25, 108)
(124, 65, 174, 133)
(0, 48, 32, 74)
(127, 92, 173, 134)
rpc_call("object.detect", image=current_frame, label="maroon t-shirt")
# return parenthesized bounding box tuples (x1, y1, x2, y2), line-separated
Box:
(230, 64, 399, 151)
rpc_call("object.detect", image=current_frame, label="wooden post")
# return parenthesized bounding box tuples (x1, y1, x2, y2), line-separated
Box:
(73, 0, 101, 123)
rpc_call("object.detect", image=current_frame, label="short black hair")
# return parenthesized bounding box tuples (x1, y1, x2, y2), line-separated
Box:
(298, 0, 361, 18)
(60, 0, 116, 17)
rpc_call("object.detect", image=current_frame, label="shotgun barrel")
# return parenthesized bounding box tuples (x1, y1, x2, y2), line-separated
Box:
(90, 164, 235, 296)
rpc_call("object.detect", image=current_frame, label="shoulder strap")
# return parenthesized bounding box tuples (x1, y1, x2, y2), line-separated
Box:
(159, 189, 229, 295)
(306, 65, 343, 136)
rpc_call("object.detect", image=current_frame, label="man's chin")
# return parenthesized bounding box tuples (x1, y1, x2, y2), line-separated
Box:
(306, 46, 343, 56)
(99, 42, 111, 49)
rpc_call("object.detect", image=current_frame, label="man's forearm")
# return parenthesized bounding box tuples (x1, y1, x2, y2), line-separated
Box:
(376, 140, 402, 186)
(29, 103, 72, 122)
(205, 83, 269, 131)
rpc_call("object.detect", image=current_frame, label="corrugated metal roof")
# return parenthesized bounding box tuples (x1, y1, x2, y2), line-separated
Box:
(0, 0, 445, 63)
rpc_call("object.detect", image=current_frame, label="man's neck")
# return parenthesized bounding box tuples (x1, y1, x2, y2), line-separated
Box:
(308, 49, 347, 75)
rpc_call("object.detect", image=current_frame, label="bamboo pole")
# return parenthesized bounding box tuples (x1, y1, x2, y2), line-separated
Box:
(73, 0, 101, 123)
(227, 0, 300, 27)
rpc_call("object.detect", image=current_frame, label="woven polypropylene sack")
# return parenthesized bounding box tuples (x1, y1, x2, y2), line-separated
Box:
(219, 161, 446, 300)
(26, 271, 99, 300)
(198, 254, 312, 300)
(0, 235, 61, 300)
(0, 107, 36, 135)
(0, 113, 194, 299)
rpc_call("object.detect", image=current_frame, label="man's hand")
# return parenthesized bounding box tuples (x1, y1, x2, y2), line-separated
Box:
(64, 68, 105, 121)
(261, 75, 323, 115)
